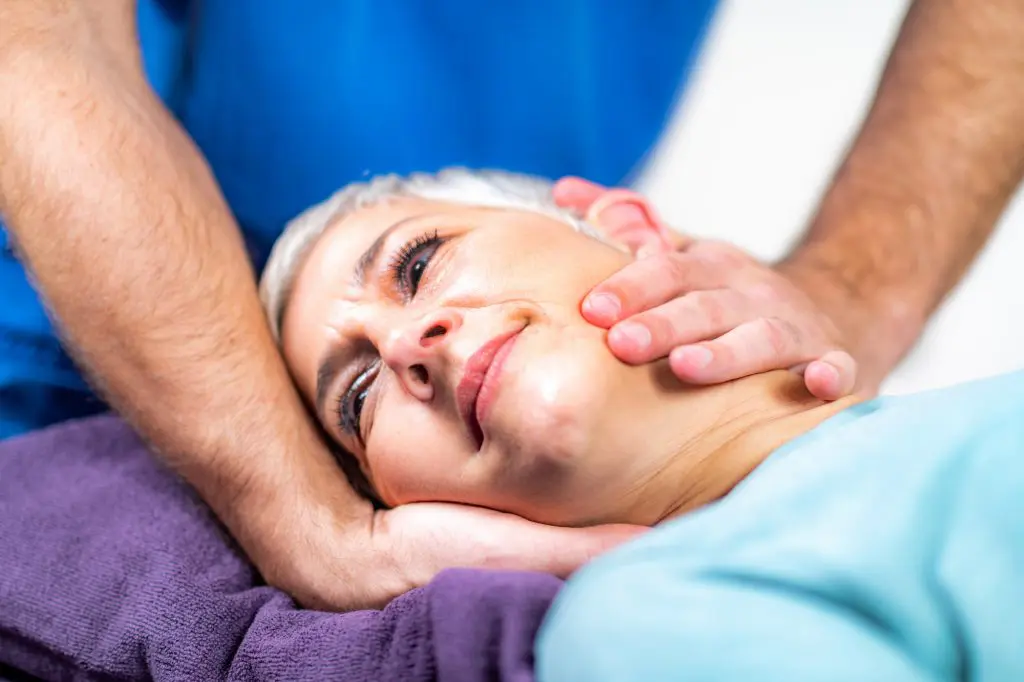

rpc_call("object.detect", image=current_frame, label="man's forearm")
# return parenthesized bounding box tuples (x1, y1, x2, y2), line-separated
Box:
(0, 4, 368, 572)
(779, 0, 1024, 388)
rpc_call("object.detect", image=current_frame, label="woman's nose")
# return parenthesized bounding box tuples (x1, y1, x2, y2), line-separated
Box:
(378, 309, 463, 400)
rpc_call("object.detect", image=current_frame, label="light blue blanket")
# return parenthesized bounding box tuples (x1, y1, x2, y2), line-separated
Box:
(538, 371, 1024, 681)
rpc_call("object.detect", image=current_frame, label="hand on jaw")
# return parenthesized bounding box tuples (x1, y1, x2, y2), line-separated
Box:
(555, 177, 862, 402)
(260, 173, 864, 612)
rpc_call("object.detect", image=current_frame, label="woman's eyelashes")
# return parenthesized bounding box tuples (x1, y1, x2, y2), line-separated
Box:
(338, 230, 447, 438)
(338, 360, 378, 442)
(386, 229, 444, 300)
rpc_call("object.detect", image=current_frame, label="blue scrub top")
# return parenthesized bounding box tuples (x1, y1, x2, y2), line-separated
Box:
(0, 0, 718, 437)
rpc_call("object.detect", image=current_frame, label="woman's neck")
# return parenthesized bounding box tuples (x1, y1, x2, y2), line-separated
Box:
(618, 369, 863, 526)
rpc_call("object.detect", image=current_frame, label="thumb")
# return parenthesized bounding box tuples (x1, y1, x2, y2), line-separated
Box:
(800, 350, 858, 401)
(586, 189, 686, 258)
(552, 176, 608, 214)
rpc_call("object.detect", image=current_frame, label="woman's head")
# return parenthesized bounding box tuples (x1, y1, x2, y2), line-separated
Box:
(261, 170, 729, 526)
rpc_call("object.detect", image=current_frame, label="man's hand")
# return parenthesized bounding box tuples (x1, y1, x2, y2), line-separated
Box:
(369, 504, 641, 605)
(1, 3, 640, 614)
(560, 0, 1024, 400)
(254, 481, 642, 611)
(554, 178, 859, 401)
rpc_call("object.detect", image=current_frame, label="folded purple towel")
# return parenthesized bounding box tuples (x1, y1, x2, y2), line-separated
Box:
(0, 415, 560, 681)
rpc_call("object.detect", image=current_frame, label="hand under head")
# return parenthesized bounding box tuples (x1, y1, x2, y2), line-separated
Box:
(260, 169, 848, 529)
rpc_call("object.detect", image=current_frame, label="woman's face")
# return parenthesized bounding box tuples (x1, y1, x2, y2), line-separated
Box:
(282, 198, 676, 526)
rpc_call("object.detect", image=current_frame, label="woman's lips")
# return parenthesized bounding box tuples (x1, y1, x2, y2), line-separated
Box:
(456, 329, 522, 448)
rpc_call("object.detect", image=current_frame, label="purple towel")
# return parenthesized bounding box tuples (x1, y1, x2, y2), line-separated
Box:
(0, 415, 561, 681)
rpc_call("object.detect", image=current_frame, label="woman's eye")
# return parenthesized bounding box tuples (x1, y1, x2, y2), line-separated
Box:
(339, 364, 377, 438)
(406, 249, 433, 293)
(352, 387, 367, 424)
(390, 232, 443, 299)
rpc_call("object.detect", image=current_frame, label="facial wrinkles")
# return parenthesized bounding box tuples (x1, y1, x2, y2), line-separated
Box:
(306, 207, 593, 455)
(323, 289, 455, 459)
(315, 293, 383, 453)
(327, 228, 467, 370)
(347, 233, 554, 412)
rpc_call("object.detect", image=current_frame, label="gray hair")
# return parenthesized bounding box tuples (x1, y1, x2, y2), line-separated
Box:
(258, 167, 600, 342)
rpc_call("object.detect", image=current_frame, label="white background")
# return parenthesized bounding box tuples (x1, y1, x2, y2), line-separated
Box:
(636, 0, 1024, 395)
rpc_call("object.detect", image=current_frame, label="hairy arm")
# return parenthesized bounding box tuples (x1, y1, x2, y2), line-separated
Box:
(779, 0, 1024, 389)
(0, 1, 639, 609)
(0, 0, 374, 605)
(563, 0, 1023, 399)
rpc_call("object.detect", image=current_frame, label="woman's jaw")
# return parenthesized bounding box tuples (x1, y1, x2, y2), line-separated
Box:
(280, 196, 861, 528)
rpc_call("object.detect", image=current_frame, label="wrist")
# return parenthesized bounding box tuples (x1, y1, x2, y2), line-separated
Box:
(218, 438, 385, 608)
(169, 412, 373, 564)
(200, 423, 369, 534)
(778, 246, 928, 391)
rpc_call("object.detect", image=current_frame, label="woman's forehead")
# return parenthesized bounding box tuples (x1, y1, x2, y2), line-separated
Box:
(287, 199, 486, 341)
(306, 197, 444, 283)
(299, 199, 560, 292)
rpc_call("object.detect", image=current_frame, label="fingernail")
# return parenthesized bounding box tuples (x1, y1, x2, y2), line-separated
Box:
(821, 363, 840, 384)
(815, 362, 841, 393)
(611, 322, 651, 350)
(583, 292, 621, 322)
(674, 345, 713, 370)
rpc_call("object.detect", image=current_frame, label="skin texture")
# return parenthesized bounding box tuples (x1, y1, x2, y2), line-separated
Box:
(2, 0, 1021, 608)
(281, 197, 858, 526)
(0, 1, 638, 610)
(556, 0, 1024, 400)
(554, 185, 859, 401)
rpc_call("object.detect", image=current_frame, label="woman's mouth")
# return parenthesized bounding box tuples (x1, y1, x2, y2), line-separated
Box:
(456, 329, 523, 448)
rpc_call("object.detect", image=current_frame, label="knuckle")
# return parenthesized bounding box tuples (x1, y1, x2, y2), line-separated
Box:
(645, 252, 690, 288)
(667, 256, 693, 287)
(693, 291, 728, 328)
(758, 316, 797, 357)
(602, 270, 654, 310)
(652, 251, 682, 274)
(596, 269, 641, 302)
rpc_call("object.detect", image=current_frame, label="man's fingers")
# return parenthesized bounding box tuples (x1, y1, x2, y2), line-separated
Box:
(553, 179, 690, 257)
(582, 253, 727, 327)
(511, 523, 645, 578)
(389, 503, 644, 587)
(552, 176, 607, 214)
(598, 205, 670, 257)
(668, 317, 809, 384)
(655, 228, 692, 253)
(803, 351, 858, 401)
(585, 189, 692, 257)
(605, 289, 751, 364)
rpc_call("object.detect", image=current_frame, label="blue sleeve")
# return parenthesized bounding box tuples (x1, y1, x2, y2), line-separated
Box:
(536, 562, 935, 682)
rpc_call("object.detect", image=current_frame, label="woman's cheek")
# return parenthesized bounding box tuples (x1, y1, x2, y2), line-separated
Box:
(370, 423, 466, 506)
(498, 344, 601, 463)
(370, 447, 431, 506)
(365, 412, 425, 505)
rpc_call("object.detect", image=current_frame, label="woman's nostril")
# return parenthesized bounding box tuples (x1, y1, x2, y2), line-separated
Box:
(422, 324, 447, 342)
(410, 364, 428, 384)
